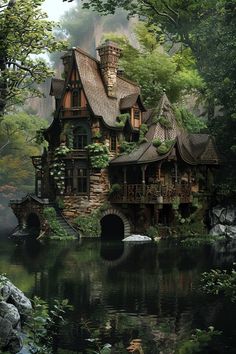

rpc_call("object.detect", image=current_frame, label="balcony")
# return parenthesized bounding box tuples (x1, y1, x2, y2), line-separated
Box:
(109, 183, 192, 204)
(61, 107, 89, 118)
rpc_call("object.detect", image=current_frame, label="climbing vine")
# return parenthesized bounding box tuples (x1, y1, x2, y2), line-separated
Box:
(156, 139, 175, 155)
(50, 144, 71, 194)
(86, 143, 109, 169)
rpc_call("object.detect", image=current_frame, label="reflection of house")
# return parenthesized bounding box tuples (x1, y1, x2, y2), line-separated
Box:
(11, 41, 219, 237)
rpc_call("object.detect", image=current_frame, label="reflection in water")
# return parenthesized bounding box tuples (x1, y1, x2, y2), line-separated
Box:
(0, 235, 236, 353)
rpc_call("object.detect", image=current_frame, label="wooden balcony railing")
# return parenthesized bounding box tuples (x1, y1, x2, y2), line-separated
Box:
(109, 183, 192, 204)
(61, 107, 89, 118)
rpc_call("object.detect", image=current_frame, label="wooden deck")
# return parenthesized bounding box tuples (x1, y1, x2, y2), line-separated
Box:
(109, 183, 192, 204)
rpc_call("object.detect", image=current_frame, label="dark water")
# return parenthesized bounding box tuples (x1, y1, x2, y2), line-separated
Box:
(0, 232, 236, 354)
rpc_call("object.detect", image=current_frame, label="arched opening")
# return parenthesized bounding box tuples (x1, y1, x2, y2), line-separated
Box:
(26, 213, 41, 238)
(101, 214, 124, 241)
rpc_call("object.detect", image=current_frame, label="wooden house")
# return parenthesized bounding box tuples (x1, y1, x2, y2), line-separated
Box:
(10, 41, 219, 238)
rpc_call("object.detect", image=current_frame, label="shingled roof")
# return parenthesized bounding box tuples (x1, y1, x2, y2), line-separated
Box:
(74, 48, 140, 128)
(111, 94, 220, 166)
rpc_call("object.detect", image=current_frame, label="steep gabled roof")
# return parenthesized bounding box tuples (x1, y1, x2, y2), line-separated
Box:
(120, 93, 146, 111)
(111, 94, 220, 166)
(145, 94, 180, 142)
(74, 47, 140, 128)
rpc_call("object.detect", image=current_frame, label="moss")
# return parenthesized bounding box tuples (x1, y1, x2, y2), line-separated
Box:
(158, 115, 173, 129)
(119, 141, 137, 154)
(138, 123, 148, 144)
(156, 139, 175, 155)
(152, 138, 162, 148)
(43, 207, 75, 240)
(115, 113, 130, 128)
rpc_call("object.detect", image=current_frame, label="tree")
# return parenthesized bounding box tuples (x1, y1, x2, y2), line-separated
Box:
(0, 0, 67, 114)
(103, 23, 204, 108)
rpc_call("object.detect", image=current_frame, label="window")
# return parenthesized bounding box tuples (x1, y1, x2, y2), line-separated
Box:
(134, 108, 140, 120)
(73, 126, 88, 149)
(72, 89, 81, 107)
(77, 168, 88, 193)
(110, 132, 117, 151)
(65, 168, 74, 194)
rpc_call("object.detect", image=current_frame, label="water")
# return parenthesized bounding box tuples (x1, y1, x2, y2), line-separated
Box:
(0, 232, 236, 354)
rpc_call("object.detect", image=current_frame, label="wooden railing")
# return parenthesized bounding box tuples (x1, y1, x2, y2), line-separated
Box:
(61, 107, 89, 118)
(109, 183, 192, 204)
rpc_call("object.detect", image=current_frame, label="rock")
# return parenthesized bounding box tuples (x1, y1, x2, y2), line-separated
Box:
(7, 330, 23, 354)
(123, 235, 152, 242)
(0, 317, 13, 348)
(209, 224, 226, 236)
(0, 284, 11, 302)
(211, 206, 226, 226)
(0, 302, 20, 328)
(0, 276, 32, 315)
(226, 226, 236, 238)
(225, 208, 235, 225)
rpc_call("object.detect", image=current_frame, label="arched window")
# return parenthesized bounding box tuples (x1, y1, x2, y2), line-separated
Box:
(73, 126, 88, 150)
(72, 89, 81, 107)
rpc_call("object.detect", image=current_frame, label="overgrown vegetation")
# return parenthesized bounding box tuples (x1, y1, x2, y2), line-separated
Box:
(201, 267, 236, 302)
(50, 145, 71, 194)
(86, 143, 109, 169)
(115, 113, 130, 128)
(156, 139, 175, 155)
(25, 296, 72, 354)
(43, 207, 75, 240)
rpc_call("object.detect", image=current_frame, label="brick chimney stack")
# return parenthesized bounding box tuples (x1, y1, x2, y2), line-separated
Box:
(97, 41, 122, 98)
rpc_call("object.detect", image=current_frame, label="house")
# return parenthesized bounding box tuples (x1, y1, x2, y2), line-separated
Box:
(10, 41, 219, 239)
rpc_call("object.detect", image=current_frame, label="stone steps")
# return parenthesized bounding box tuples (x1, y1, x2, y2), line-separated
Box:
(48, 203, 79, 238)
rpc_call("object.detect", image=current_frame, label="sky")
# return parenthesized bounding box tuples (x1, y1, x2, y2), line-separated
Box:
(42, 0, 75, 21)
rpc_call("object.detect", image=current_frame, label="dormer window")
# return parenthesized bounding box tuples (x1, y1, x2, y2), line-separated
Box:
(132, 107, 141, 128)
(72, 89, 81, 107)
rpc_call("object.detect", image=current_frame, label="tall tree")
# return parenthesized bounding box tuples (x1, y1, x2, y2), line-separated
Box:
(0, 0, 66, 114)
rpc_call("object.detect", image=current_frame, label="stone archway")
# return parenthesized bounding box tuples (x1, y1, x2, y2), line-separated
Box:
(100, 208, 131, 240)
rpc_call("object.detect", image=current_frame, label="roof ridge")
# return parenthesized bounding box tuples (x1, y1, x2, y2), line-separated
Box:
(75, 47, 100, 63)
(117, 75, 140, 87)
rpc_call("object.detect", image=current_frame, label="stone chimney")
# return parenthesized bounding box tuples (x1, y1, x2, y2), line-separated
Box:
(97, 41, 122, 98)
(61, 49, 73, 78)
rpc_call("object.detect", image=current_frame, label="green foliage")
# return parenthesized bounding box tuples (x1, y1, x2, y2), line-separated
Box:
(172, 196, 180, 210)
(25, 296, 72, 354)
(146, 226, 159, 239)
(0, 113, 47, 192)
(86, 143, 109, 169)
(75, 210, 102, 237)
(115, 113, 130, 128)
(176, 327, 221, 354)
(180, 235, 224, 248)
(138, 123, 148, 143)
(50, 145, 71, 194)
(156, 139, 175, 155)
(152, 138, 162, 148)
(109, 183, 122, 195)
(0, 0, 67, 110)
(43, 207, 74, 239)
(119, 141, 137, 154)
(201, 267, 236, 302)
(174, 107, 206, 133)
(56, 196, 65, 209)
(102, 23, 204, 108)
(158, 116, 173, 129)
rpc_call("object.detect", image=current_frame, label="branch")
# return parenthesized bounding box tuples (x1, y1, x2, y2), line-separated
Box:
(6, 61, 34, 75)
(162, 0, 179, 17)
(141, 0, 177, 26)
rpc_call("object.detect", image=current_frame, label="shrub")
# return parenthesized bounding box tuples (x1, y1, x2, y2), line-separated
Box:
(86, 143, 109, 169)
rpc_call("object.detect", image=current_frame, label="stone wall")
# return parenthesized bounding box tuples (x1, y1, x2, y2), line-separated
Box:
(62, 169, 110, 222)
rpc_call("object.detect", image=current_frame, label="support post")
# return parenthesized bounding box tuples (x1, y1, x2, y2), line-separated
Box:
(141, 164, 147, 199)
(123, 166, 127, 200)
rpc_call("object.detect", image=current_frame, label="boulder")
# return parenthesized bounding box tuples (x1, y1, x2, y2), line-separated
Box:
(209, 224, 226, 236)
(0, 302, 20, 328)
(226, 226, 236, 238)
(123, 235, 152, 242)
(225, 208, 235, 225)
(0, 277, 32, 315)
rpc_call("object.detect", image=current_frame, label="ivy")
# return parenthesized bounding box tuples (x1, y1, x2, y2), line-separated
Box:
(152, 138, 162, 148)
(86, 143, 109, 169)
(50, 144, 71, 194)
(115, 113, 130, 128)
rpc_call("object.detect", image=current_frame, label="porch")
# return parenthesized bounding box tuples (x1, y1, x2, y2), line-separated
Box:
(109, 182, 192, 204)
